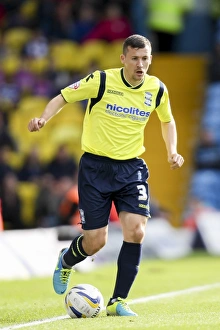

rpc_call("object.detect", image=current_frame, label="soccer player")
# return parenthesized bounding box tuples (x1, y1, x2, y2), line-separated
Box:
(28, 34, 184, 316)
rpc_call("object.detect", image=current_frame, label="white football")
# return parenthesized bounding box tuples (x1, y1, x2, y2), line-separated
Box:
(64, 284, 104, 318)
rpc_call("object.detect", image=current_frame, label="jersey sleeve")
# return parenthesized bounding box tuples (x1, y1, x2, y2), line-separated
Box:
(61, 70, 101, 103)
(155, 82, 174, 123)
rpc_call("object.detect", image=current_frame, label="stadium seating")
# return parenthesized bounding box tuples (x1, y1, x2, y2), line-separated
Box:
(28, 57, 50, 74)
(1, 54, 22, 76)
(19, 0, 38, 20)
(99, 40, 123, 69)
(49, 40, 84, 71)
(81, 39, 107, 68)
(17, 95, 49, 113)
(17, 181, 39, 227)
(3, 27, 32, 53)
(9, 96, 84, 164)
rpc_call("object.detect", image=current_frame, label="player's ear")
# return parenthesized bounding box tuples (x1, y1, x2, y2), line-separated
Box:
(120, 54, 125, 64)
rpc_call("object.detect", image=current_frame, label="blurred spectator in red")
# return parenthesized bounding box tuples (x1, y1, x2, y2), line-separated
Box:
(0, 3, 6, 28)
(59, 178, 80, 226)
(83, 2, 133, 42)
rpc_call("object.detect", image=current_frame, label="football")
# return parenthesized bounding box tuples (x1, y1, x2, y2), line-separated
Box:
(64, 284, 104, 318)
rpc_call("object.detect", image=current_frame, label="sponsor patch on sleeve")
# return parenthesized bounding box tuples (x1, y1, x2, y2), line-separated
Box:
(69, 81, 80, 89)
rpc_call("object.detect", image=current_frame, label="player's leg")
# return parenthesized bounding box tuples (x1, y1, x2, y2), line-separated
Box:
(55, 215, 109, 281)
(53, 226, 108, 295)
(114, 211, 148, 301)
(53, 153, 112, 295)
(62, 226, 108, 268)
(106, 158, 150, 316)
(106, 212, 148, 316)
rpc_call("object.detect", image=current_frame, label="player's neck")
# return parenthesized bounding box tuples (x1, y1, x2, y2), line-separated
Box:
(121, 68, 144, 88)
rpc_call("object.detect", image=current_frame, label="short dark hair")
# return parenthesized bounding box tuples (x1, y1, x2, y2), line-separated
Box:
(122, 34, 152, 55)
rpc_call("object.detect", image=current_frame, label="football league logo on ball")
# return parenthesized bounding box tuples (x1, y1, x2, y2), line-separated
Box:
(65, 284, 104, 318)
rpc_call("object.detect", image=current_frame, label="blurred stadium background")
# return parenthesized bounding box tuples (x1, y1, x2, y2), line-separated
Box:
(0, 0, 220, 279)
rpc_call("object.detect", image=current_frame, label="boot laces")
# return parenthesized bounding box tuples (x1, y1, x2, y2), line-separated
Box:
(117, 298, 131, 311)
(60, 268, 71, 284)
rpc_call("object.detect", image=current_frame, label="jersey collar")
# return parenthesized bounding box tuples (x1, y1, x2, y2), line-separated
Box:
(120, 68, 144, 89)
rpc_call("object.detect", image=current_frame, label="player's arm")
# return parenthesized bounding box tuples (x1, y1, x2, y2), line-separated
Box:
(28, 94, 66, 132)
(161, 119, 184, 170)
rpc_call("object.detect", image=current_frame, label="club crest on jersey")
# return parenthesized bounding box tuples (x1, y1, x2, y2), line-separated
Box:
(69, 81, 80, 89)
(79, 209, 86, 224)
(144, 92, 152, 106)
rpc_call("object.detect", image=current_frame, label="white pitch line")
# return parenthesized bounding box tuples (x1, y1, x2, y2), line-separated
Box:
(128, 282, 220, 305)
(2, 282, 220, 330)
(0, 316, 69, 330)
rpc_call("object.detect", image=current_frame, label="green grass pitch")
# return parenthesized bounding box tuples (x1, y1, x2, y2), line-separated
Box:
(1, 251, 220, 330)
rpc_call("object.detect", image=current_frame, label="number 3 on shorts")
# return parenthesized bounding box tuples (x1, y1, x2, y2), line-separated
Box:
(137, 184, 148, 201)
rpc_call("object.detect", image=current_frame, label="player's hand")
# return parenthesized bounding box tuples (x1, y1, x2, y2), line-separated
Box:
(168, 153, 184, 170)
(28, 118, 46, 132)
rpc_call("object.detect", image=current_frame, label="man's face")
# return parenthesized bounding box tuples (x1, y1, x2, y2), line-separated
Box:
(120, 45, 152, 86)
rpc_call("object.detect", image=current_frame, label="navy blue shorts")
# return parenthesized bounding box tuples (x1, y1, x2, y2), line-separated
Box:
(78, 153, 150, 230)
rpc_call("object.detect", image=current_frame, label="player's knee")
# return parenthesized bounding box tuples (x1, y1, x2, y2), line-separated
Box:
(83, 234, 107, 255)
(127, 224, 146, 243)
(133, 227, 145, 243)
